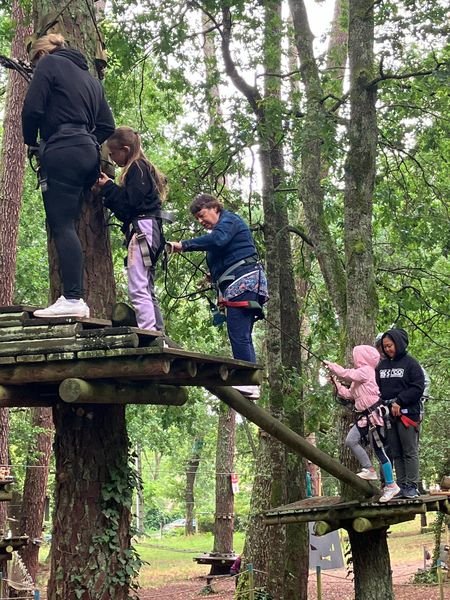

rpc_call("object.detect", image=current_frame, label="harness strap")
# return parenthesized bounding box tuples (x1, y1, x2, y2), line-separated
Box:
(359, 398, 385, 418)
(130, 218, 166, 269)
(369, 426, 385, 449)
(215, 255, 259, 287)
(400, 415, 420, 429)
(218, 299, 263, 310)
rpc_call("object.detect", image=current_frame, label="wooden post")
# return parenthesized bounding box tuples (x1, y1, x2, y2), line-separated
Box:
(437, 564, 444, 600)
(247, 563, 255, 600)
(59, 379, 187, 406)
(316, 565, 322, 600)
(208, 386, 376, 497)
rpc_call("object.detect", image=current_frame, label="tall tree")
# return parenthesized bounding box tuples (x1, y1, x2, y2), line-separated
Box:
(0, 0, 32, 534)
(219, 2, 308, 597)
(27, 3, 136, 598)
(288, 0, 388, 596)
(19, 407, 53, 582)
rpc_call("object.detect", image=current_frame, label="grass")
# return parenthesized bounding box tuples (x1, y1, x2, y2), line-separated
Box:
(136, 531, 245, 588)
(137, 515, 442, 588)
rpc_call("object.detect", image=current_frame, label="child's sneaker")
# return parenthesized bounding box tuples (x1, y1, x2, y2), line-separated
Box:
(34, 296, 90, 319)
(233, 385, 260, 400)
(379, 483, 401, 503)
(356, 467, 378, 480)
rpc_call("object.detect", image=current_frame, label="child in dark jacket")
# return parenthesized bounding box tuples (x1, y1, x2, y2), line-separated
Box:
(375, 328, 425, 499)
(97, 126, 167, 331)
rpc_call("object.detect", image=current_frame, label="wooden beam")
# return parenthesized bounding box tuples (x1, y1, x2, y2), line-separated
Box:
(313, 520, 341, 536)
(0, 323, 81, 342)
(59, 378, 187, 406)
(352, 514, 415, 533)
(0, 384, 58, 407)
(0, 333, 140, 357)
(0, 357, 172, 385)
(111, 302, 138, 327)
(208, 386, 376, 497)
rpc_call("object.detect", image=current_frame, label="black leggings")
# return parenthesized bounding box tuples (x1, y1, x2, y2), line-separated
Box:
(42, 144, 99, 299)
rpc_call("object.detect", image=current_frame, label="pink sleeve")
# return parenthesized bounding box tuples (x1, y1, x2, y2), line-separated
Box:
(327, 363, 369, 384)
(334, 380, 354, 400)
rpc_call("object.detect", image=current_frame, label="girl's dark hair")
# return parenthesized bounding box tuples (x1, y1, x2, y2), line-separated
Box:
(107, 126, 168, 200)
(189, 194, 223, 215)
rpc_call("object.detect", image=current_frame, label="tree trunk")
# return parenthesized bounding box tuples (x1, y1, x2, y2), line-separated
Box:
(19, 407, 53, 582)
(200, 17, 236, 552)
(0, 0, 32, 535)
(135, 445, 145, 535)
(48, 404, 132, 600)
(213, 408, 235, 553)
(0, 0, 31, 306)
(220, 2, 309, 595)
(185, 438, 202, 536)
(0, 411, 9, 533)
(349, 529, 393, 600)
(288, 0, 394, 597)
(341, 1, 392, 597)
(29, 2, 133, 597)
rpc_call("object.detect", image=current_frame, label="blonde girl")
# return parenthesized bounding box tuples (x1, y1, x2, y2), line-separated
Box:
(97, 127, 168, 331)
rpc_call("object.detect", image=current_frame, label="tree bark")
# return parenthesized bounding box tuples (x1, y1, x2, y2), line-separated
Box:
(0, 0, 31, 306)
(49, 404, 132, 600)
(220, 2, 309, 595)
(0, 0, 32, 536)
(19, 407, 53, 582)
(185, 438, 202, 536)
(288, 0, 394, 597)
(213, 408, 235, 553)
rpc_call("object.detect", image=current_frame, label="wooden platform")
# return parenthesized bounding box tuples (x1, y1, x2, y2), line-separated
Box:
(0, 305, 262, 406)
(0, 535, 29, 562)
(193, 552, 237, 577)
(264, 494, 450, 535)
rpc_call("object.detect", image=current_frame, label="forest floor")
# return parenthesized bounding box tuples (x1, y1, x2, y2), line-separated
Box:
(138, 562, 448, 600)
(136, 518, 449, 600)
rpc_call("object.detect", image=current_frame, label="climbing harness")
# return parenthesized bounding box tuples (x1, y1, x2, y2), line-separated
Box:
(124, 211, 174, 269)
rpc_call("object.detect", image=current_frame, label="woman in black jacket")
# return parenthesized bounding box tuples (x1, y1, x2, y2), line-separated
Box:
(22, 33, 115, 318)
(375, 328, 425, 499)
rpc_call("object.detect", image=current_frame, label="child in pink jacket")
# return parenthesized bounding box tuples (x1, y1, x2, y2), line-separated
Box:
(325, 345, 400, 503)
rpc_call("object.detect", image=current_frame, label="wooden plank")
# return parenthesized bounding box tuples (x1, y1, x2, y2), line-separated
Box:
(0, 323, 81, 342)
(47, 352, 76, 361)
(17, 355, 46, 363)
(0, 357, 15, 365)
(102, 346, 263, 371)
(0, 305, 39, 314)
(0, 321, 24, 328)
(0, 333, 139, 357)
(78, 326, 162, 339)
(22, 316, 112, 328)
(76, 350, 107, 359)
(0, 312, 28, 323)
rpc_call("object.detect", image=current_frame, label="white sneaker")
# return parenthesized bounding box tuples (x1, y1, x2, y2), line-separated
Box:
(34, 296, 90, 318)
(379, 483, 401, 503)
(233, 385, 260, 400)
(356, 468, 378, 481)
